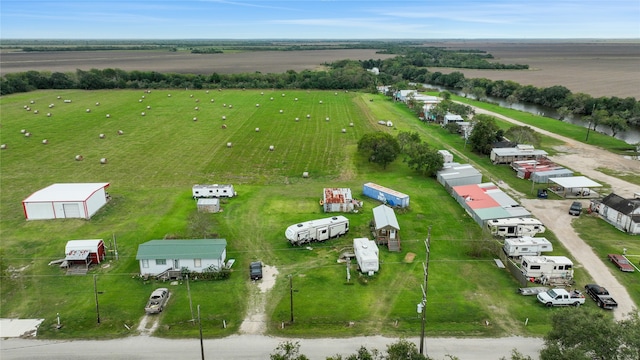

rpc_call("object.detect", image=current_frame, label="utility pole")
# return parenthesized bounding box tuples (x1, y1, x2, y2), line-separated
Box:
(289, 275, 294, 323)
(93, 274, 101, 324)
(420, 227, 432, 356)
(197, 305, 205, 360)
(187, 274, 194, 323)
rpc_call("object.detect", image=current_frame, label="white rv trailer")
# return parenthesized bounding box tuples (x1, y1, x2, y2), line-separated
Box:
(353, 238, 379, 275)
(503, 236, 553, 257)
(487, 217, 545, 238)
(520, 255, 573, 280)
(285, 216, 349, 245)
(192, 184, 237, 198)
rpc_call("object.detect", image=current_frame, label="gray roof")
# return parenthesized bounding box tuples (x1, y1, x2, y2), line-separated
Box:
(136, 239, 226, 260)
(601, 193, 640, 215)
(373, 205, 400, 230)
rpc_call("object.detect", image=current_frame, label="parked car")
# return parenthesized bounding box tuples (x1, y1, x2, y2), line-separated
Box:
(568, 201, 582, 216)
(608, 254, 635, 272)
(250, 261, 263, 280)
(145, 288, 169, 314)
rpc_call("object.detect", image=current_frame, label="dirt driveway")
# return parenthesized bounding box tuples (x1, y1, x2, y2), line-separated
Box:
(473, 107, 639, 320)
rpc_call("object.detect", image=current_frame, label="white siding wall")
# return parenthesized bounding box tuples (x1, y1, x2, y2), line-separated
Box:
(24, 202, 55, 220)
(85, 188, 107, 218)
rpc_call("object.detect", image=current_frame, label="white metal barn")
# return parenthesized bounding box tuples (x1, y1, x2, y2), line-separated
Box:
(22, 183, 110, 220)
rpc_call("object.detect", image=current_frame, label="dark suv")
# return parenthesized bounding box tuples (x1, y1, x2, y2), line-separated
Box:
(250, 261, 263, 280)
(569, 201, 582, 216)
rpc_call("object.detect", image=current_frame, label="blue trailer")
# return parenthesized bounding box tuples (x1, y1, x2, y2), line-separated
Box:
(362, 182, 410, 208)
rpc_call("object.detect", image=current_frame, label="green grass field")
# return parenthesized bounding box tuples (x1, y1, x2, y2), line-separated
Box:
(1, 89, 635, 340)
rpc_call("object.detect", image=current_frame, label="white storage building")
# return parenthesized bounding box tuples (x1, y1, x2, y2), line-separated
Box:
(22, 183, 110, 220)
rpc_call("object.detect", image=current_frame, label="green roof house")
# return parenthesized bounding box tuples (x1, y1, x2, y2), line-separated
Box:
(136, 239, 227, 277)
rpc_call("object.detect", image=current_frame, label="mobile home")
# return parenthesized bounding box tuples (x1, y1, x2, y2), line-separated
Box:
(353, 238, 379, 275)
(487, 217, 545, 238)
(503, 236, 553, 257)
(285, 216, 349, 245)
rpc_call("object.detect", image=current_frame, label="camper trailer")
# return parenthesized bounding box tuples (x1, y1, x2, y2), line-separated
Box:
(521, 255, 573, 281)
(503, 237, 553, 257)
(487, 218, 545, 238)
(285, 216, 349, 245)
(353, 238, 379, 275)
(192, 184, 237, 198)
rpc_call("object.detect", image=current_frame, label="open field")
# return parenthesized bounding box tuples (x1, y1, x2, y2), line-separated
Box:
(2, 41, 639, 99)
(425, 40, 640, 99)
(1, 89, 612, 340)
(0, 49, 396, 76)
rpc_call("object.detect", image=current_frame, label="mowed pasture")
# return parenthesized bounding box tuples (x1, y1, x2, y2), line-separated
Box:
(1, 89, 572, 339)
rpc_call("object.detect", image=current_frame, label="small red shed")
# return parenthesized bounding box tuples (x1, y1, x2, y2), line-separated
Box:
(64, 239, 105, 266)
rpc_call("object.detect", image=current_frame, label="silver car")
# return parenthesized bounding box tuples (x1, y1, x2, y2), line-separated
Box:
(145, 288, 169, 314)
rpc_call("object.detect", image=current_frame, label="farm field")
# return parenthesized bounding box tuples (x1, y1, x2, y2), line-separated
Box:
(0, 89, 596, 340)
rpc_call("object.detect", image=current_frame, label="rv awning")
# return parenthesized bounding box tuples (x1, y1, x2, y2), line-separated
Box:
(549, 176, 602, 189)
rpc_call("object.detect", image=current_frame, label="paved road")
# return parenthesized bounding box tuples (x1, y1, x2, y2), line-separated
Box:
(0, 335, 543, 360)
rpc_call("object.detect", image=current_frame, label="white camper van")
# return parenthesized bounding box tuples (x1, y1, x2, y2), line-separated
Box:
(503, 237, 553, 257)
(487, 218, 545, 238)
(192, 184, 237, 198)
(353, 238, 379, 275)
(521, 255, 573, 280)
(285, 216, 349, 245)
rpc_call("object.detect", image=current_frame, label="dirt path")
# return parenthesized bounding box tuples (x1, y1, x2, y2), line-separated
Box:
(239, 265, 279, 334)
(473, 106, 639, 320)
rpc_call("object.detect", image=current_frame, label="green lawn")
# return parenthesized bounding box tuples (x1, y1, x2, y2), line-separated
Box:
(0, 89, 631, 340)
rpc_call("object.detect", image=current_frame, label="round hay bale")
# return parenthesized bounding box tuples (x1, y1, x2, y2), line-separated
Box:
(319, 100, 323, 104)
(57, 95, 61, 99)
(142, 95, 146, 98)
(194, 106, 199, 111)
(222, 116, 226, 120)
(227, 142, 232, 147)
(34, 110, 39, 114)
(306, 114, 311, 118)
(99, 133, 105, 139)
(342, 129, 346, 133)
(23, 105, 27, 109)
(0, 144, 6, 150)
(20, 129, 26, 134)
(100, 158, 108, 164)
(195, 99, 200, 103)
(25, 132, 31, 137)
(223, 104, 226, 107)
(282, 93, 285, 97)
(86, 108, 91, 113)
(349, 122, 354, 127)
(221, 124, 227, 129)
(228, 105, 233, 108)
(335, 92, 338, 95)
(206, 90, 209, 94)
(294, 98, 298, 101)
(147, 105, 151, 109)
(193, 117, 198, 121)
(47, 113, 51, 117)
(49, 104, 54, 108)
(117, 130, 124, 135)
(302, 171, 309, 178)
(255, 128, 260, 132)
(26, 107, 31, 111)
(30, 100, 35, 104)
(269, 145, 275, 151)
(141, 112, 145, 116)
(295, 117, 299, 122)
(260, 92, 264, 95)
(106, 114, 111, 118)
(256, 103, 260, 107)
(75, 155, 83, 161)
(42, 139, 48, 144)
(211, 99, 215, 102)
(326, 117, 330, 121)
(167, 94, 171, 97)
(279, 109, 283, 113)
(138, 99, 143, 102)
(270, 97, 274, 101)
(95, 102, 100, 106)
(190, 94, 194, 98)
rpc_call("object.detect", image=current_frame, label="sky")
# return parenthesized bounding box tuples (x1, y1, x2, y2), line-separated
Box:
(1, 0, 639, 40)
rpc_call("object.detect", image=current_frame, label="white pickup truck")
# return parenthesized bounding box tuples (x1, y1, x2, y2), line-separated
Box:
(537, 288, 586, 307)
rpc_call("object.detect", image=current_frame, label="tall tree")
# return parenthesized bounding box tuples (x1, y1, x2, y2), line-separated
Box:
(504, 126, 541, 147)
(468, 114, 500, 155)
(357, 132, 401, 169)
(404, 142, 444, 177)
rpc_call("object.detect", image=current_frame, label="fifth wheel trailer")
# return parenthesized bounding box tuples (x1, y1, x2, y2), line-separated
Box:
(487, 218, 545, 238)
(285, 216, 349, 245)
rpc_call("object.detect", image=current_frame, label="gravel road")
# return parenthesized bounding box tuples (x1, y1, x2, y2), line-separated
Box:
(473, 107, 639, 320)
